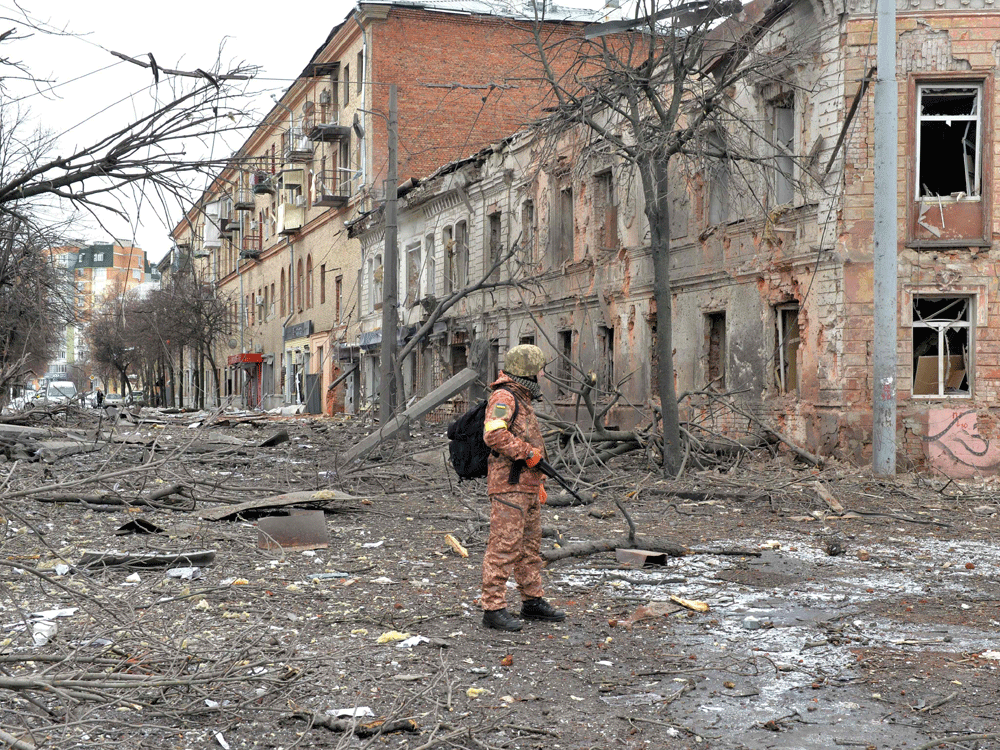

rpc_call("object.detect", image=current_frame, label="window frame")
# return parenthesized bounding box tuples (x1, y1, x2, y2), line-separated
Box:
(911, 294, 973, 399)
(915, 82, 982, 201)
(775, 303, 800, 395)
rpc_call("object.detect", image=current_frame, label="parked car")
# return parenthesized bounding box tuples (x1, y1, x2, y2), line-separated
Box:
(126, 389, 147, 406)
(44, 380, 78, 404)
(103, 393, 123, 407)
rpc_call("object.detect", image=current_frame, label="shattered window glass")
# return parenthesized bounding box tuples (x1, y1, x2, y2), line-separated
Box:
(917, 85, 980, 199)
(912, 295, 971, 397)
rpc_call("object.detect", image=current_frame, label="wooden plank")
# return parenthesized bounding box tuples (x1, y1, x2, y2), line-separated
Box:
(341, 367, 479, 465)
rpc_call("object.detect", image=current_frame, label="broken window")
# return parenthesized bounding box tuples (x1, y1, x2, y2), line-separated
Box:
(706, 132, 730, 225)
(521, 200, 534, 262)
(442, 226, 454, 296)
(706, 312, 726, 390)
(912, 295, 971, 397)
(373, 253, 383, 311)
(424, 234, 436, 298)
(451, 344, 467, 375)
(520, 334, 535, 345)
(775, 304, 799, 395)
(917, 84, 981, 199)
(557, 330, 573, 396)
(769, 96, 795, 206)
(554, 185, 574, 265)
(489, 211, 502, 270)
(599, 325, 615, 390)
(335, 275, 343, 324)
(406, 243, 421, 306)
(455, 221, 468, 288)
(595, 170, 618, 250)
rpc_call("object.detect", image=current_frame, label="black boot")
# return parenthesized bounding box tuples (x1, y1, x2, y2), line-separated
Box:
(482, 608, 523, 631)
(520, 597, 566, 622)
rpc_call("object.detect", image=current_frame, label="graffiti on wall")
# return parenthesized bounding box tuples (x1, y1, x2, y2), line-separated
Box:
(923, 408, 1000, 478)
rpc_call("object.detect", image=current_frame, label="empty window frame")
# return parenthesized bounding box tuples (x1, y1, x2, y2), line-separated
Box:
(706, 132, 731, 225)
(705, 311, 726, 390)
(521, 200, 535, 261)
(519, 334, 536, 345)
(595, 170, 618, 250)
(769, 96, 795, 206)
(343, 63, 350, 106)
(335, 275, 343, 323)
(775, 304, 799, 394)
(554, 185, 574, 264)
(599, 325, 615, 390)
(406, 243, 421, 306)
(911, 295, 971, 397)
(916, 84, 981, 199)
(454, 221, 468, 288)
(557, 330, 573, 396)
(424, 234, 436, 297)
(489, 211, 502, 269)
(442, 226, 454, 296)
(356, 51, 364, 93)
(373, 253, 383, 311)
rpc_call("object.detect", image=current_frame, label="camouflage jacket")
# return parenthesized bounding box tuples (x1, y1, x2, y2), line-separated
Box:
(483, 373, 545, 494)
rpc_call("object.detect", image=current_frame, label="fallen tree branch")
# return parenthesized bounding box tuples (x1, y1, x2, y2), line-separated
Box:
(289, 711, 419, 737)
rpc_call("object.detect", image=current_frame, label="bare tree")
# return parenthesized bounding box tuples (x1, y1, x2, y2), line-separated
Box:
(0, 9, 257, 395)
(522, 0, 804, 475)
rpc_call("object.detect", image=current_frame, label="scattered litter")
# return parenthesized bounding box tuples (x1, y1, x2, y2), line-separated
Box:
(742, 616, 762, 630)
(376, 630, 411, 644)
(54, 563, 70, 576)
(466, 687, 489, 698)
(444, 534, 468, 558)
(32, 620, 57, 646)
(125, 572, 142, 583)
(205, 699, 220, 708)
(214, 730, 230, 750)
(310, 572, 350, 581)
(167, 567, 202, 580)
(397, 635, 430, 648)
(670, 595, 709, 613)
(980, 650, 1000, 660)
(371, 576, 394, 585)
(326, 706, 374, 718)
(32, 607, 78, 620)
(115, 518, 166, 535)
(362, 540, 385, 548)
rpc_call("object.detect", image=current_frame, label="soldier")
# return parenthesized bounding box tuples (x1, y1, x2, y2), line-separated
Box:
(480, 344, 566, 632)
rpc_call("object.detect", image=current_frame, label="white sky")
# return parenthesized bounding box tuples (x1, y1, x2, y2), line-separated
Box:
(4, 0, 614, 264)
(3, 0, 356, 263)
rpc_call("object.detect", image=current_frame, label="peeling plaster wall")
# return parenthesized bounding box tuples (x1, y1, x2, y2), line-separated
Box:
(843, 7, 1000, 474)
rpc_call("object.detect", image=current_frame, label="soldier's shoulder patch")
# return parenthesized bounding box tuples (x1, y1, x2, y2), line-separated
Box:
(491, 402, 510, 420)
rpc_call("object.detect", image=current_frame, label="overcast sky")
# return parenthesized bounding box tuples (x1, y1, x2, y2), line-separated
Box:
(4, 0, 356, 263)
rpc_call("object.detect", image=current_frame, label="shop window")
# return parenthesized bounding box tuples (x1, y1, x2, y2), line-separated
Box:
(917, 85, 980, 199)
(775, 304, 799, 394)
(912, 296, 971, 397)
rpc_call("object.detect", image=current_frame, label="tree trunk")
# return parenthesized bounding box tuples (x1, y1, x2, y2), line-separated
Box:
(639, 153, 681, 476)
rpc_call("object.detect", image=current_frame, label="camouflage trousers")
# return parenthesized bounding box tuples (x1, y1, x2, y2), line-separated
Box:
(481, 490, 544, 611)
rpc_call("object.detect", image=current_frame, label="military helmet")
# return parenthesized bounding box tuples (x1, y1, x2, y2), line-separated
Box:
(503, 344, 545, 378)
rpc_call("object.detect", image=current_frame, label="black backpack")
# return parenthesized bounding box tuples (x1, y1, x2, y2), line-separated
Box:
(446, 387, 519, 480)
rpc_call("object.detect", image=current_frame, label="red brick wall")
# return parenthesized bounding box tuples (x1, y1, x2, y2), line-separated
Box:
(369, 9, 589, 181)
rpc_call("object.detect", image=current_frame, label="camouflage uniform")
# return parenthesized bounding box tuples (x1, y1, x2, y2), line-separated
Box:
(481, 372, 546, 611)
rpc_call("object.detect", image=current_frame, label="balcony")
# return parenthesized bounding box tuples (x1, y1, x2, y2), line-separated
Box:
(220, 217, 241, 235)
(308, 121, 351, 143)
(234, 189, 255, 211)
(277, 202, 304, 235)
(282, 127, 313, 162)
(252, 172, 275, 195)
(278, 169, 304, 189)
(240, 234, 262, 259)
(313, 170, 350, 208)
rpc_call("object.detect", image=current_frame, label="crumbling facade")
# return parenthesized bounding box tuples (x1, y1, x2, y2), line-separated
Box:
(352, 0, 1000, 476)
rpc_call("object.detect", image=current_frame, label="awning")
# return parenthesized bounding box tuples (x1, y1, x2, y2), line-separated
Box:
(227, 353, 264, 366)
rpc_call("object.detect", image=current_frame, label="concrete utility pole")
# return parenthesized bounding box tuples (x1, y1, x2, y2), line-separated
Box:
(872, 0, 897, 475)
(379, 85, 399, 425)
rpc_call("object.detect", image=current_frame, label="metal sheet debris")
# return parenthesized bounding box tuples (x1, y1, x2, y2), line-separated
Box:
(257, 510, 329, 551)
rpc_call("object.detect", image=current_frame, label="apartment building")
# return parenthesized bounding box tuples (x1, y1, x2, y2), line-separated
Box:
(170, 0, 599, 414)
(44, 244, 157, 389)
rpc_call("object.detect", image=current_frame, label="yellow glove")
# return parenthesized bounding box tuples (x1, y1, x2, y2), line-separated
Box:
(525, 451, 541, 468)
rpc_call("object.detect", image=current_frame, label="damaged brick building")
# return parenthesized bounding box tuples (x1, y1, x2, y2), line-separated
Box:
(352, 0, 1000, 477)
